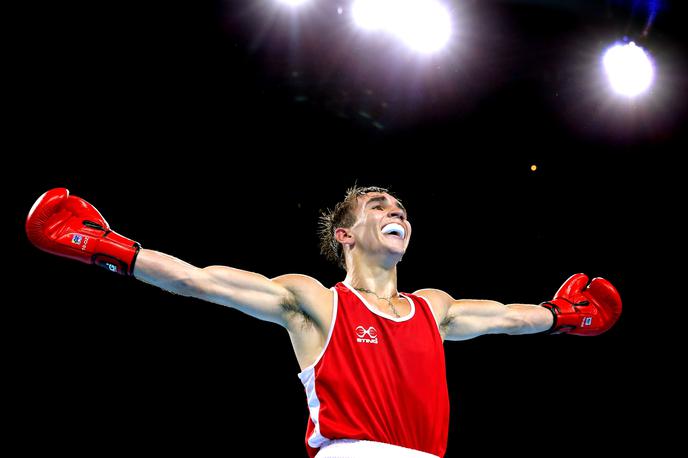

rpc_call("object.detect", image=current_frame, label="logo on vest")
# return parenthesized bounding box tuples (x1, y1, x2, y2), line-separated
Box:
(355, 326, 378, 344)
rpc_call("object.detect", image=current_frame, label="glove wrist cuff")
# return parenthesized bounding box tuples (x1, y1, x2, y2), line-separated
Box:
(94, 231, 141, 275)
(540, 298, 580, 335)
(539, 302, 559, 334)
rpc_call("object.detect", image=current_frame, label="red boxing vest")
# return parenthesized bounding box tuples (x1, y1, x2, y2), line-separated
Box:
(299, 281, 450, 457)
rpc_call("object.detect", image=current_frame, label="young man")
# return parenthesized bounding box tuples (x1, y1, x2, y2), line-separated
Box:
(26, 186, 621, 458)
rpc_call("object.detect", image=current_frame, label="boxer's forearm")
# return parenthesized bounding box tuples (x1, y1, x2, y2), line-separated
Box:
(503, 304, 553, 334)
(133, 248, 201, 295)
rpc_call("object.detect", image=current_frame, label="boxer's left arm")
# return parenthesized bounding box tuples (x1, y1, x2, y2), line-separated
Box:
(416, 289, 552, 341)
(416, 274, 621, 340)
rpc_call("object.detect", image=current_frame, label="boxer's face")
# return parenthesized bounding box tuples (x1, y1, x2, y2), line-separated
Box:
(349, 192, 411, 258)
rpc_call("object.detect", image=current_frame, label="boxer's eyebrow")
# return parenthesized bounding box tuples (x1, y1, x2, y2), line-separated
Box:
(366, 196, 407, 217)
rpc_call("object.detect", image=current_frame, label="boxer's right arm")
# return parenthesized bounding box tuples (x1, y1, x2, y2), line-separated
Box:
(26, 188, 319, 329)
(134, 249, 300, 326)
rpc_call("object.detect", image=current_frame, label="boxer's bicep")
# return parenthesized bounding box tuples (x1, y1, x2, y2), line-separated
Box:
(442, 300, 512, 340)
(193, 266, 310, 327)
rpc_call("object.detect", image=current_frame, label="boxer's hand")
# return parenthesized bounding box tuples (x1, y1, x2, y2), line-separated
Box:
(26, 188, 140, 275)
(540, 273, 622, 336)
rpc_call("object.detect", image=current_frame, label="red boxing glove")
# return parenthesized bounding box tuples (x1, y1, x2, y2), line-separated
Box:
(26, 188, 140, 275)
(541, 273, 622, 336)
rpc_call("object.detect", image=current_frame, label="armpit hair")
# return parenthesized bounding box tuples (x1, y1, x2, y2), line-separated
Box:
(280, 293, 316, 330)
(439, 313, 454, 333)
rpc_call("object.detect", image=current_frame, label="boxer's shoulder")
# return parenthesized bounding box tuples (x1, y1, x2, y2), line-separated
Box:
(272, 273, 333, 328)
(411, 288, 453, 324)
(272, 274, 334, 370)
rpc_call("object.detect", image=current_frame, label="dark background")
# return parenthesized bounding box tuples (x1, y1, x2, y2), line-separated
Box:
(11, 0, 684, 456)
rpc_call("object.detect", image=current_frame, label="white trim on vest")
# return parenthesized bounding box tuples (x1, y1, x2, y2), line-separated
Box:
(415, 295, 443, 334)
(297, 286, 338, 448)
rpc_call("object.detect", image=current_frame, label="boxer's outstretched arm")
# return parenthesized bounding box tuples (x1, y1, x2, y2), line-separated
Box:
(26, 188, 323, 329)
(439, 298, 553, 341)
(133, 248, 301, 326)
(417, 274, 621, 340)
(416, 289, 551, 341)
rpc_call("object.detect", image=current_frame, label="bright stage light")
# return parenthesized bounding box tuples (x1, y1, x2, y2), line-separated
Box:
(352, 0, 452, 53)
(352, 0, 390, 30)
(276, 0, 310, 6)
(603, 42, 655, 97)
(389, 0, 452, 53)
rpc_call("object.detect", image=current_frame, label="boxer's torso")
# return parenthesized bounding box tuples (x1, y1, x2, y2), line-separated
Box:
(280, 276, 446, 372)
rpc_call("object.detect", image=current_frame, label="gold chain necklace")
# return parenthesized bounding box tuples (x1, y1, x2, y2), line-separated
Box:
(354, 287, 402, 318)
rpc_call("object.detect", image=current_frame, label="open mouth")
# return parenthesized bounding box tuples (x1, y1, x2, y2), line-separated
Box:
(381, 223, 405, 240)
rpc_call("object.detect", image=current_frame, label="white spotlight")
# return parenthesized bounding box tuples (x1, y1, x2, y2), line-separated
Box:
(603, 42, 655, 97)
(352, 0, 452, 53)
(277, 0, 310, 6)
(388, 0, 452, 53)
(352, 0, 391, 31)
